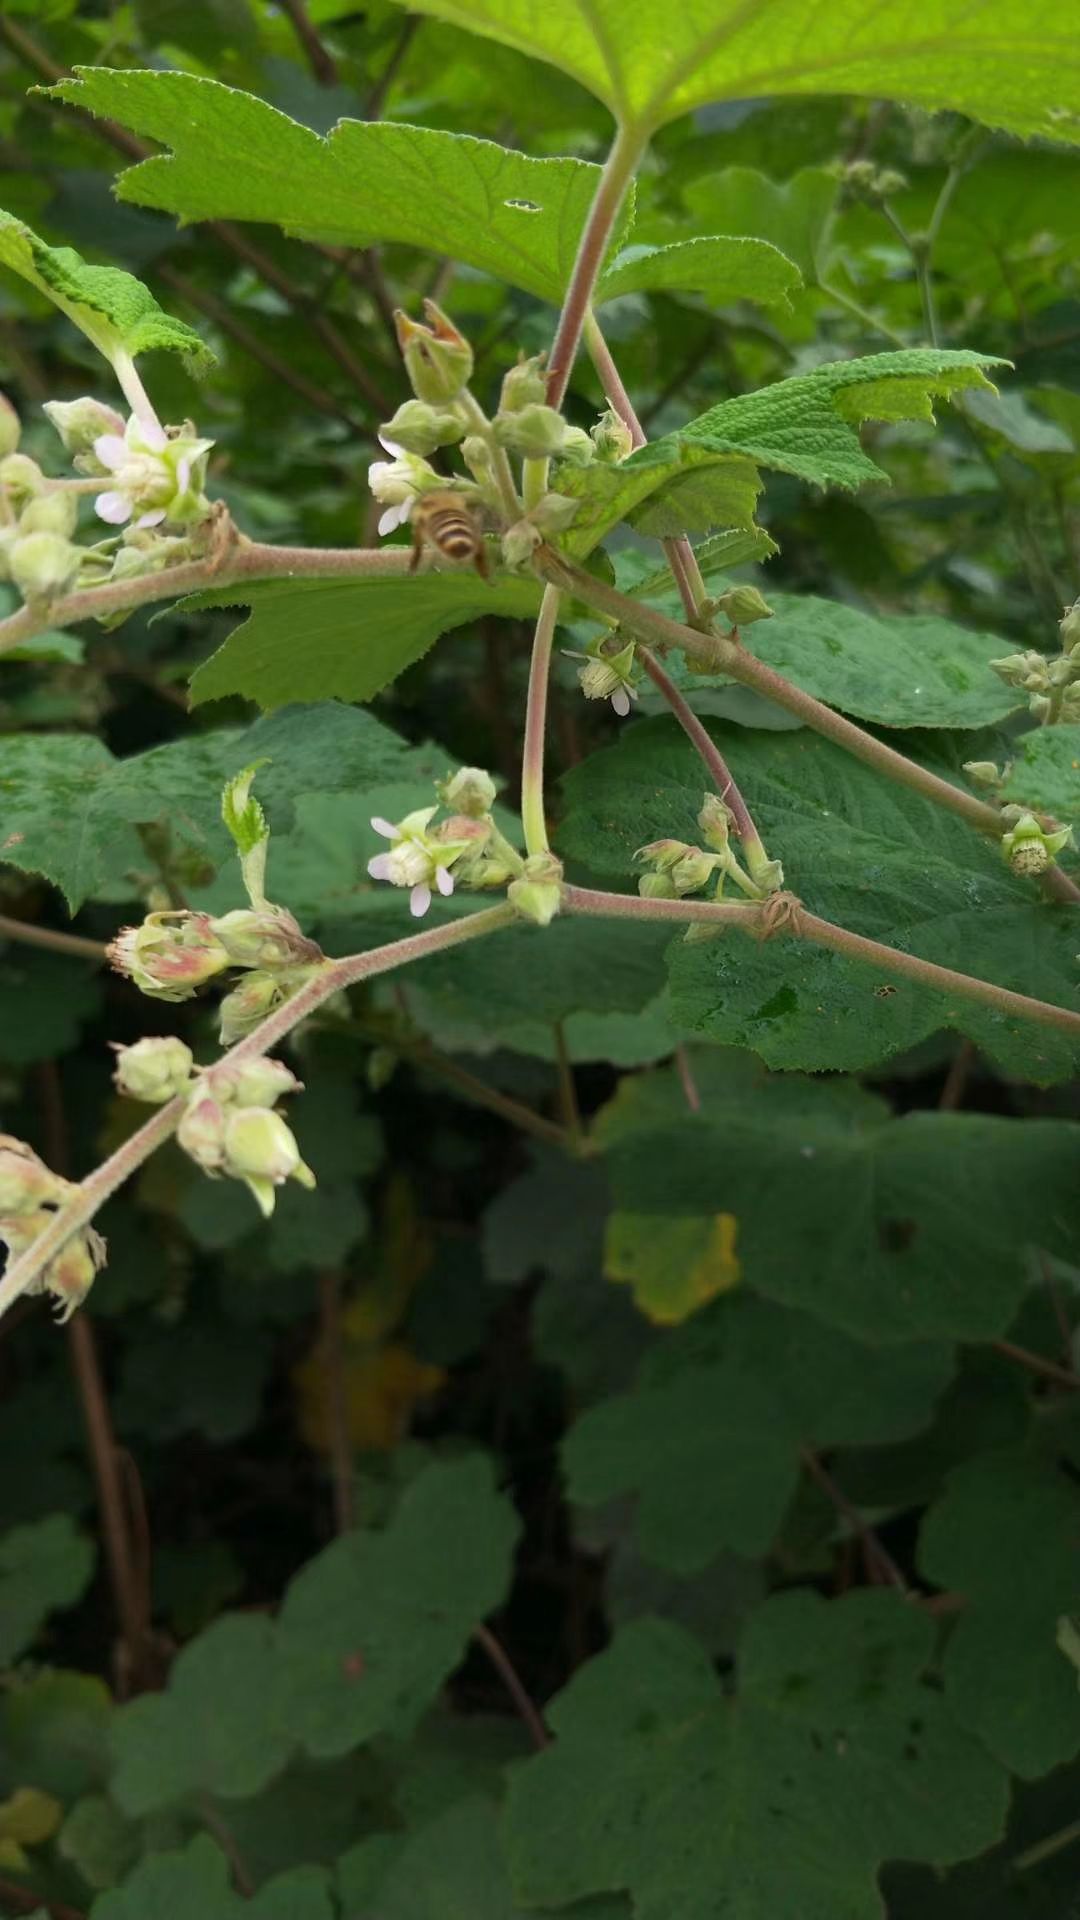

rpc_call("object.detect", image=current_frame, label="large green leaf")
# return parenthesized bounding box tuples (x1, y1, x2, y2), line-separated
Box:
(596, 234, 800, 309)
(634, 593, 1021, 730)
(588, 1053, 1080, 1344)
(503, 1597, 1008, 1920)
(0, 1515, 95, 1665)
(631, 350, 1003, 492)
(0, 205, 211, 371)
(187, 573, 542, 710)
(93, 1835, 334, 1920)
(558, 446, 763, 557)
(564, 1288, 951, 1569)
(50, 69, 627, 305)
(678, 166, 840, 285)
(558, 720, 1080, 1080)
(379, 0, 1080, 137)
(918, 1451, 1080, 1779)
(1000, 724, 1080, 821)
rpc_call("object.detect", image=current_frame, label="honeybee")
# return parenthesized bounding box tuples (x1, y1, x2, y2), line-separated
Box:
(409, 490, 489, 578)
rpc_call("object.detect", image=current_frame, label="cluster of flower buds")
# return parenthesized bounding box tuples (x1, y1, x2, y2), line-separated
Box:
(367, 765, 527, 917)
(991, 602, 1080, 724)
(564, 632, 639, 717)
(107, 904, 325, 1045)
(113, 1041, 314, 1219)
(998, 807, 1074, 877)
(0, 390, 214, 607)
(636, 792, 783, 909)
(0, 1135, 104, 1322)
(829, 158, 909, 203)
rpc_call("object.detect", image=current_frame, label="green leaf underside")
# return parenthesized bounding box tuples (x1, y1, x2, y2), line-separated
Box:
(597, 234, 801, 308)
(381, 0, 1080, 137)
(585, 1052, 1080, 1344)
(558, 720, 1080, 1081)
(0, 703, 447, 910)
(1000, 724, 1080, 820)
(631, 350, 1004, 492)
(918, 1451, 1080, 1779)
(49, 69, 629, 306)
(186, 573, 543, 710)
(636, 593, 1022, 730)
(0, 205, 212, 369)
(503, 1598, 1008, 1920)
(558, 448, 763, 557)
(110, 1458, 518, 1812)
(565, 1284, 952, 1568)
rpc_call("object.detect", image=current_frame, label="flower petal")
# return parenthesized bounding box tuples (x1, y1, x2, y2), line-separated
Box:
(378, 504, 405, 537)
(95, 490, 133, 525)
(176, 455, 191, 494)
(436, 865, 455, 897)
(138, 417, 169, 454)
(409, 883, 432, 917)
(611, 687, 631, 718)
(367, 854, 394, 881)
(93, 434, 127, 471)
(133, 509, 167, 530)
(370, 817, 398, 839)
(378, 434, 405, 457)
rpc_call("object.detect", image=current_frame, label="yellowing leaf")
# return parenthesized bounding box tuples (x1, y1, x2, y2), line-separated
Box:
(604, 1209, 740, 1324)
(0, 1785, 63, 1847)
(295, 1344, 445, 1455)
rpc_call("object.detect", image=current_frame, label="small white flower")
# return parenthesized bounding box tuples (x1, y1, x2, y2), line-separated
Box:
(92, 414, 213, 530)
(367, 807, 463, 917)
(367, 443, 437, 539)
(564, 638, 639, 718)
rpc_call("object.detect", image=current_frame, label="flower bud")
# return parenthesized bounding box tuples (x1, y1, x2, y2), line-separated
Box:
(963, 760, 1003, 788)
(208, 1056, 303, 1108)
(508, 852, 563, 927)
(209, 907, 321, 971)
(222, 1106, 315, 1218)
(531, 491, 580, 535)
(558, 426, 596, 468)
(1000, 810, 1074, 876)
(0, 393, 20, 458)
(0, 453, 44, 504)
(437, 766, 497, 818)
(43, 1227, 106, 1323)
(875, 168, 909, 196)
(43, 396, 124, 457)
(112, 1035, 195, 1104)
(18, 490, 78, 539)
(671, 848, 721, 895)
(990, 650, 1042, 689)
(1060, 600, 1080, 654)
(636, 838, 694, 873)
(501, 517, 542, 568)
(500, 353, 548, 412)
(591, 406, 634, 464)
(9, 531, 82, 604)
(710, 585, 773, 627)
(0, 1136, 69, 1214)
(107, 911, 230, 1002)
(378, 399, 466, 457)
(177, 1093, 229, 1172)
(217, 965, 318, 1046)
(745, 851, 785, 895)
(394, 301, 473, 404)
(494, 404, 568, 460)
(460, 435, 493, 482)
(698, 794, 734, 853)
(638, 871, 677, 899)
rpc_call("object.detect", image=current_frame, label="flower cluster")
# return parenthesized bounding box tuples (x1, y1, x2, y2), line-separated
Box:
(113, 1041, 314, 1220)
(636, 793, 784, 911)
(990, 600, 1080, 725)
(0, 1136, 105, 1322)
(107, 905, 325, 1045)
(367, 765, 526, 917)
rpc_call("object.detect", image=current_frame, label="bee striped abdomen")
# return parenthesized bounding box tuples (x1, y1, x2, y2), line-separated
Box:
(409, 491, 489, 577)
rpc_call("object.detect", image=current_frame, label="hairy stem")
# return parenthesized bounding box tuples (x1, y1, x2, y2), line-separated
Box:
(544, 554, 1080, 905)
(456, 390, 521, 522)
(521, 583, 562, 856)
(562, 884, 1080, 1039)
(638, 648, 761, 851)
(0, 914, 107, 962)
(546, 124, 644, 411)
(0, 905, 515, 1322)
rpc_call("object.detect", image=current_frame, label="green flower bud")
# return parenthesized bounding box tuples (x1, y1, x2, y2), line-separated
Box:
(698, 793, 735, 853)
(710, 585, 773, 627)
(744, 851, 785, 895)
(590, 406, 634, 464)
(875, 169, 909, 196)
(217, 965, 318, 1047)
(493, 404, 568, 460)
(1060, 600, 1080, 654)
(437, 766, 497, 818)
(107, 910, 230, 1003)
(499, 353, 548, 413)
(963, 760, 1003, 788)
(671, 848, 721, 895)
(638, 871, 677, 899)
(394, 301, 473, 404)
(558, 426, 596, 468)
(530, 491, 580, 535)
(177, 1093, 229, 1172)
(501, 517, 542, 569)
(0, 453, 44, 505)
(0, 393, 20, 458)
(209, 907, 321, 971)
(378, 399, 466, 457)
(0, 1136, 70, 1214)
(9, 531, 82, 604)
(18, 491, 78, 539)
(112, 1036, 195, 1104)
(636, 838, 695, 873)
(208, 1056, 303, 1108)
(460, 435, 493, 481)
(43, 396, 124, 457)
(1028, 693, 1053, 723)
(222, 1106, 315, 1219)
(508, 852, 563, 927)
(1000, 810, 1074, 876)
(990, 650, 1045, 690)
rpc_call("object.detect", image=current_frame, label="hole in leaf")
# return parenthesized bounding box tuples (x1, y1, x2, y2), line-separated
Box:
(504, 198, 541, 212)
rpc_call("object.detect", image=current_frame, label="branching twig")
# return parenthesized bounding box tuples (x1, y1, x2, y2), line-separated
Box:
(801, 1446, 907, 1592)
(277, 0, 339, 86)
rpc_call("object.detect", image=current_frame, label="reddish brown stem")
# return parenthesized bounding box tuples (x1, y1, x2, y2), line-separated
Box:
(992, 1338, 1080, 1392)
(473, 1621, 550, 1749)
(801, 1446, 907, 1591)
(639, 648, 759, 846)
(318, 1270, 356, 1532)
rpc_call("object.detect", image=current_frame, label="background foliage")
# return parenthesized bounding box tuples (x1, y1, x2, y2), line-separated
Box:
(0, 3, 1079, 1916)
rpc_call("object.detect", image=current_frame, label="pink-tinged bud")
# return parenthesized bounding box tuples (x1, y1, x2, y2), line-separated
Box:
(42, 1227, 106, 1324)
(206, 1057, 303, 1108)
(107, 912, 230, 1002)
(216, 964, 323, 1047)
(222, 1107, 315, 1219)
(209, 908, 322, 971)
(112, 1035, 195, 1104)
(177, 1094, 229, 1172)
(0, 1136, 70, 1214)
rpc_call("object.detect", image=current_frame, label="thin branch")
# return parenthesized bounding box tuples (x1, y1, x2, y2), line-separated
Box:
(0, 905, 515, 1322)
(277, 0, 339, 85)
(521, 583, 561, 856)
(639, 647, 759, 848)
(800, 1446, 908, 1591)
(562, 884, 1080, 1041)
(674, 1044, 702, 1112)
(366, 14, 421, 119)
(473, 1620, 550, 1749)
(0, 914, 107, 962)
(318, 1270, 356, 1532)
(552, 1020, 583, 1142)
(546, 124, 644, 411)
(992, 1338, 1080, 1392)
(0, 1877, 86, 1920)
(937, 1037, 976, 1111)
